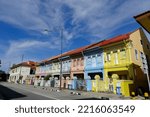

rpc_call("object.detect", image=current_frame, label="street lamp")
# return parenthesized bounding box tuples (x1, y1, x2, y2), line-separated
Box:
(44, 27, 63, 90)
(19, 54, 24, 84)
(0, 60, 1, 68)
(59, 27, 63, 90)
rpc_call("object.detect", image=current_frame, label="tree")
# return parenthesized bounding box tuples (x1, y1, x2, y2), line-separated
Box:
(44, 74, 52, 81)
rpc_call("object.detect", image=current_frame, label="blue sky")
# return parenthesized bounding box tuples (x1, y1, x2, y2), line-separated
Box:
(0, 0, 150, 72)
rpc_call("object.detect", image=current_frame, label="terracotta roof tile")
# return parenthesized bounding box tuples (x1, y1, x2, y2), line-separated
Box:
(92, 33, 130, 48)
(37, 30, 132, 64)
(11, 61, 36, 69)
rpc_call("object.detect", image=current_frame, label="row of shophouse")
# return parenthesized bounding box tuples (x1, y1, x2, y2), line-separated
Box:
(8, 28, 150, 97)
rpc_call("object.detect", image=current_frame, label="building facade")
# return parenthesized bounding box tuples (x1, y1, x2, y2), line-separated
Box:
(9, 61, 36, 84)
(102, 28, 150, 96)
(9, 28, 150, 97)
(84, 47, 104, 92)
(129, 29, 150, 92)
(70, 53, 84, 90)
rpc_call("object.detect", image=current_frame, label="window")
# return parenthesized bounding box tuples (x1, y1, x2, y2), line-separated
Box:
(140, 52, 144, 59)
(135, 49, 138, 60)
(73, 60, 76, 67)
(140, 40, 143, 45)
(146, 55, 149, 64)
(77, 59, 79, 66)
(92, 55, 96, 58)
(87, 56, 92, 65)
(92, 55, 96, 67)
(68, 60, 71, 68)
(106, 53, 111, 61)
(114, 51, 118, 64)
(144, 68, 147, 73)
(97, 54, 102, 63)
(49, 64, 52, 70)
(81, 58, 84, 66)
(57, 63, 59, 69)
(147, 45, 149, 49)
(62, 61, 65, 69)
(120, 49, 126, 59)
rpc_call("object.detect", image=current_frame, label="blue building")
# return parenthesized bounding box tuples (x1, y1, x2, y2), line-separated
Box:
(83, 47, 104, 91)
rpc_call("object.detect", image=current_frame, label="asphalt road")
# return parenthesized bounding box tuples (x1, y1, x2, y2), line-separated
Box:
(0, 82, 93, 100)
(0, 82, 112, 100)
(0, 82, 54, 100)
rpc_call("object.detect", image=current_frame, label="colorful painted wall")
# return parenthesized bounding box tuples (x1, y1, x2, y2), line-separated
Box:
(17, 28, 150, 96)
(84, 47, 104, 91)
(129, 28, 150, 91)
(70, 55, 84, 90)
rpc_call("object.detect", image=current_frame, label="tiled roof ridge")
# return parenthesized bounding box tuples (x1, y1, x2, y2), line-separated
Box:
(11, 61, 36, 69)
(37, 28, 139, 64)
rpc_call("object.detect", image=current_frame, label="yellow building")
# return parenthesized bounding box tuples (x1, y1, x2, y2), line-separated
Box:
(130, 29, 150, 92)
(102, 28, 150, 97)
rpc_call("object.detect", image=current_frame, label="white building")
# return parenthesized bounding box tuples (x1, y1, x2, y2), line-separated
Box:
(8, 61, 36, 84)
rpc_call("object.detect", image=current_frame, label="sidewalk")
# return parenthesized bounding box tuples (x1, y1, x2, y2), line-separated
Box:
(63, 89, 130, 100)
(29, 85, 146, 100)
(4, 83, 123, 100)
(1, 82, 146, 100)
(16, 83, 123, 99)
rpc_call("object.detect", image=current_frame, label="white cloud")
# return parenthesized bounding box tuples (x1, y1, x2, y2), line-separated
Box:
(62, 0, 150, 42)
(0, 0, 150, 71)
(0, 0, 149, 42)
(5, 38, 65, 56)
(0, 39, 59, 71)
(0, 0, 64, 32)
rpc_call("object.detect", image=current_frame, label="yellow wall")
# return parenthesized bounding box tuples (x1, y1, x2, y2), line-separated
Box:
(92, 80, 106, 92)
(130, 28, 150, 68)
(129, 29, 150, 90)
(113, 80, 134, 97)
(103, 28, 150, 95)
(130, 29, 144, 65)
(104, 41, 131, 68)
(103, 41, 134, 93)
(103, 40, 134, 77)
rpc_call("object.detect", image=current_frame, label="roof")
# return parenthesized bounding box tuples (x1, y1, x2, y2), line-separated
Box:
(36, 30, 134, 65)
(11, 61, 36, 69)
(134, 11, 150, 19)
(89, 33, 130, 48)
(134, 11, 150, 33)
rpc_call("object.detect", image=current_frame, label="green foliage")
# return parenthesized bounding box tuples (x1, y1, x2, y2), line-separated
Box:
(44, 74, 52, 81)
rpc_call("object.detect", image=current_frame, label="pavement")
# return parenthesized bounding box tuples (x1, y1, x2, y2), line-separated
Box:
(0, 82, 52, 100)
(0, 82, 147, 100)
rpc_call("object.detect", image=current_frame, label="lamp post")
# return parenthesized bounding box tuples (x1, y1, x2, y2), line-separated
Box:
(19, 54, 24, 84)
(44, 27, 63, 90)
(59, 27, 63, 90)
(0, 60, 1, 68)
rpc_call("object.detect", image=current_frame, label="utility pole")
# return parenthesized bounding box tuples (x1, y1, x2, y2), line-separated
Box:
(59, 27, 63, 90)
(0, 60, 1, 68)
(21, 54, 24, 63)
(19, 54, 24, 84)
(44, 27, 63, 90)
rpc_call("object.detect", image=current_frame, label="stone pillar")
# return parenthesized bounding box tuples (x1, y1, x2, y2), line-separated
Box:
(111, 74, 119, 94)
(40, 78, 45, 87)
(86, 76, 92, 91)
(94, 75, 100, 92)
(72, 76, 77, 90)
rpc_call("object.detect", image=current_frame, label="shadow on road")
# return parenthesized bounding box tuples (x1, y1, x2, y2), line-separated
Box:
(0, 84, 26, 100)
(77, 97, 109, 100)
